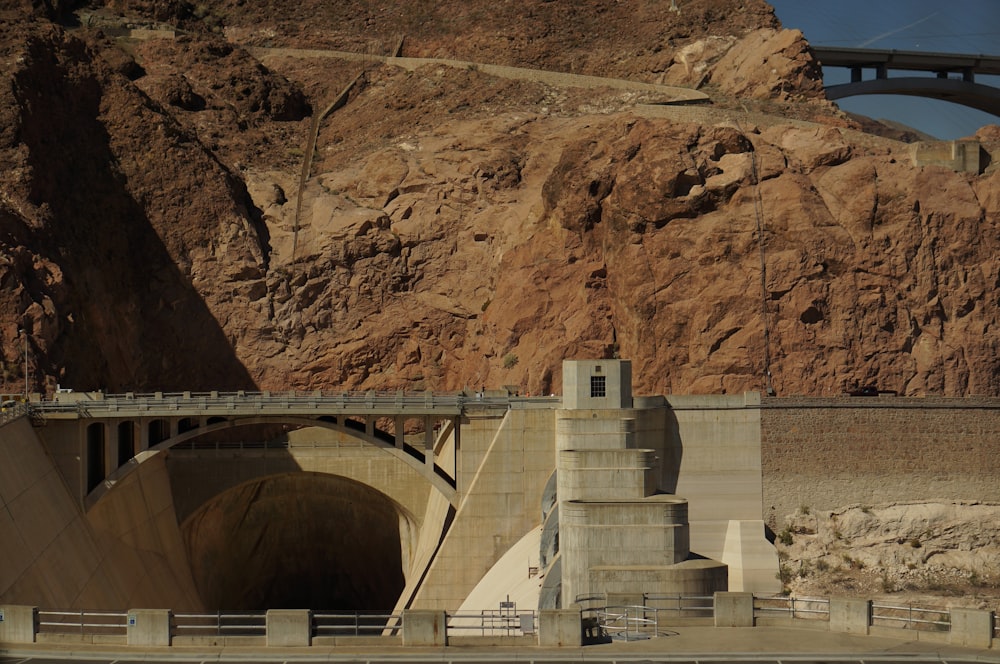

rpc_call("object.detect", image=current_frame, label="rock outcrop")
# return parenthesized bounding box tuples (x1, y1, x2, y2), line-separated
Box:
(777, 502, 1000, 604)
(0, 2, 998, 400)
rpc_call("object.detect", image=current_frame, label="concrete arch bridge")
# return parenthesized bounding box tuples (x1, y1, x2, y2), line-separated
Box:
(4, 364, 778, 617)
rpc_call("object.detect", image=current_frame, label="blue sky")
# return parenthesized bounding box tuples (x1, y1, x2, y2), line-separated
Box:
(768, 0, 1000, 139)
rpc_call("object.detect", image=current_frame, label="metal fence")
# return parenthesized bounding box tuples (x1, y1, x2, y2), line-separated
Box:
(313, 611, 401, 637)
(172, 611, 266, 637)
(37, 609, 127, 637)
(0, 400, 28, 426)
(26, 390, 554, 416)
(754, 595, 831, 620)
(576, 593, 714, 640)
(871, 602, 951, 632)
(583, 605, 666, 641)
(643, 594, 715, 617)
(446, 609, 536, 637)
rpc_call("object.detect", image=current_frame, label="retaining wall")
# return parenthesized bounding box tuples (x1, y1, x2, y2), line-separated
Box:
(760, 397, 1000, 528)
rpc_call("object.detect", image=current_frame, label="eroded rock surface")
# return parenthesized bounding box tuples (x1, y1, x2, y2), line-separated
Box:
(777, 502, 1000, 606)
(0, 2, 997, 400)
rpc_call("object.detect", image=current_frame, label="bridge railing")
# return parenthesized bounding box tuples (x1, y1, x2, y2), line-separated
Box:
(173, 611, 266, 637)
(0, 400, 29, 426)
(446, 609, 536, 637)
(37, 609, 127, 637)
(11, 596, 998, 647)
(26, 390, 559, 416)
(871, 602, 951, 632)
(754, 595, 830, 620)
(313, 611, 401, 637)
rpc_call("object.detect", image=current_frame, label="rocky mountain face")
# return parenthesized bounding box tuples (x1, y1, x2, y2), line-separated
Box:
(0, 0, 998, 399)
(777, 502, 1000, 607)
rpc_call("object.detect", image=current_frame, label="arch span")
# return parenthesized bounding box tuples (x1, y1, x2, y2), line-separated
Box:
(826, 77, 1000, 117)
(84, 415, 458, 511)
(182, 472, 416, 610)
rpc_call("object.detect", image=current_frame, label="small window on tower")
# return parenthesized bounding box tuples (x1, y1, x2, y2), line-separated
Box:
(590, 375, 606, 398)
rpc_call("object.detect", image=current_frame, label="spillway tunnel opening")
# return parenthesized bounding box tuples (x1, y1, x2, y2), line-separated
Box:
(182, 472, 411, 611)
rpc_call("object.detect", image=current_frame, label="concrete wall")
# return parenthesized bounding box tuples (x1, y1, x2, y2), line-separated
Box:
(411, 406, 556, 610)
(662, 393, 778, 593)
(911, 140, 982, 173)
(761, 397, 1000, 529)
(0, 418, 201, 610)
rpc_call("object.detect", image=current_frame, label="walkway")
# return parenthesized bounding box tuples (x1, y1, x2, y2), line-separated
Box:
(248, 47, 711, 104)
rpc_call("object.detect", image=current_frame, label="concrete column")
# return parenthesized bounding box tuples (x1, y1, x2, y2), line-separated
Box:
(106, 421, 119, 476)
(138, 419, 150, 452)
(829, 598, 870, 634)
(266, 609, 311, 647)
(126, 609, 171, 646)
(365, 416, 375, 437)
(0, 605, 37, 643)
(539, 609, 582, 647)
(169, 418, 179, 438)
(394, 416, 404, 449)
(451, 415, 460, 477)
(424, 417, 434, 468)
(949, 607, 993, 649)
(402, 610, 446, 647)
(714, 592, 754, 627)
(851, 66, 862, 82)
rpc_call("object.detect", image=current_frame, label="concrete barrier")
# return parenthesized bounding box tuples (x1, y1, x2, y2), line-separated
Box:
(714, 592, 753, 627)
(539, 608, 582, 647)
(126, 609, 170, 646)
(830, 598, 870, 635)
(266, 609, 311, 647)
(402, 610, 446, 647)
(949, 607, 994, 649)
(0, 605, 37, 643)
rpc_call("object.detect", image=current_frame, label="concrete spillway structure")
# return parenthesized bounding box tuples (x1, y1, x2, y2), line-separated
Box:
(544, 360, 728, 606)
(0, 361, 779, 614)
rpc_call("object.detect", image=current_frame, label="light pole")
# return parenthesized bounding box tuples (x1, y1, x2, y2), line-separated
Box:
(20, 327, 28, 400)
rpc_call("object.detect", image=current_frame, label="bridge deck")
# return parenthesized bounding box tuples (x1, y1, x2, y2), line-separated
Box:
(27, 391, 556, 419)
(813, 46, 1000, 77)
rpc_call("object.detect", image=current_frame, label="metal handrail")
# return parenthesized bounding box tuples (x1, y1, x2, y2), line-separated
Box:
(871, 602, 951, 630)
(446, 610, 536, 636)
(754, 595, 830, 618)
(587, 605, 662, 641)
(27, 391, 561, 416)
(312, 611, 401, 636)
(37, 609, 127, 635)
(172, 611, 266, 636)
(642, 594, 714, 612)
(0, 401, 29, 426)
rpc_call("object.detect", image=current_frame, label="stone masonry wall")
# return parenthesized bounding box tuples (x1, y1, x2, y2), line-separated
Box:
(760, 397, 1000, 531)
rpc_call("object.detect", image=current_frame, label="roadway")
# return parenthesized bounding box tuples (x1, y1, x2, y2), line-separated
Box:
(24, 391, 560, 420)
(812, 47, 1000, 78)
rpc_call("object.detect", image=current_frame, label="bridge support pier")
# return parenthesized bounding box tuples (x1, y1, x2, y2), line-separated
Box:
(424, 416, 434, 468)
(105, 424, 119, 480)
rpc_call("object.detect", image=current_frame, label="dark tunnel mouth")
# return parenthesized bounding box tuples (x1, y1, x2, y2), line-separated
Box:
(181, 472, 411, 611)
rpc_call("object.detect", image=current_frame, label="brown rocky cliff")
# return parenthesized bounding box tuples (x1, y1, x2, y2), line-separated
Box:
(0, 20, 268, 391)
(1, 3, 998, 398)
